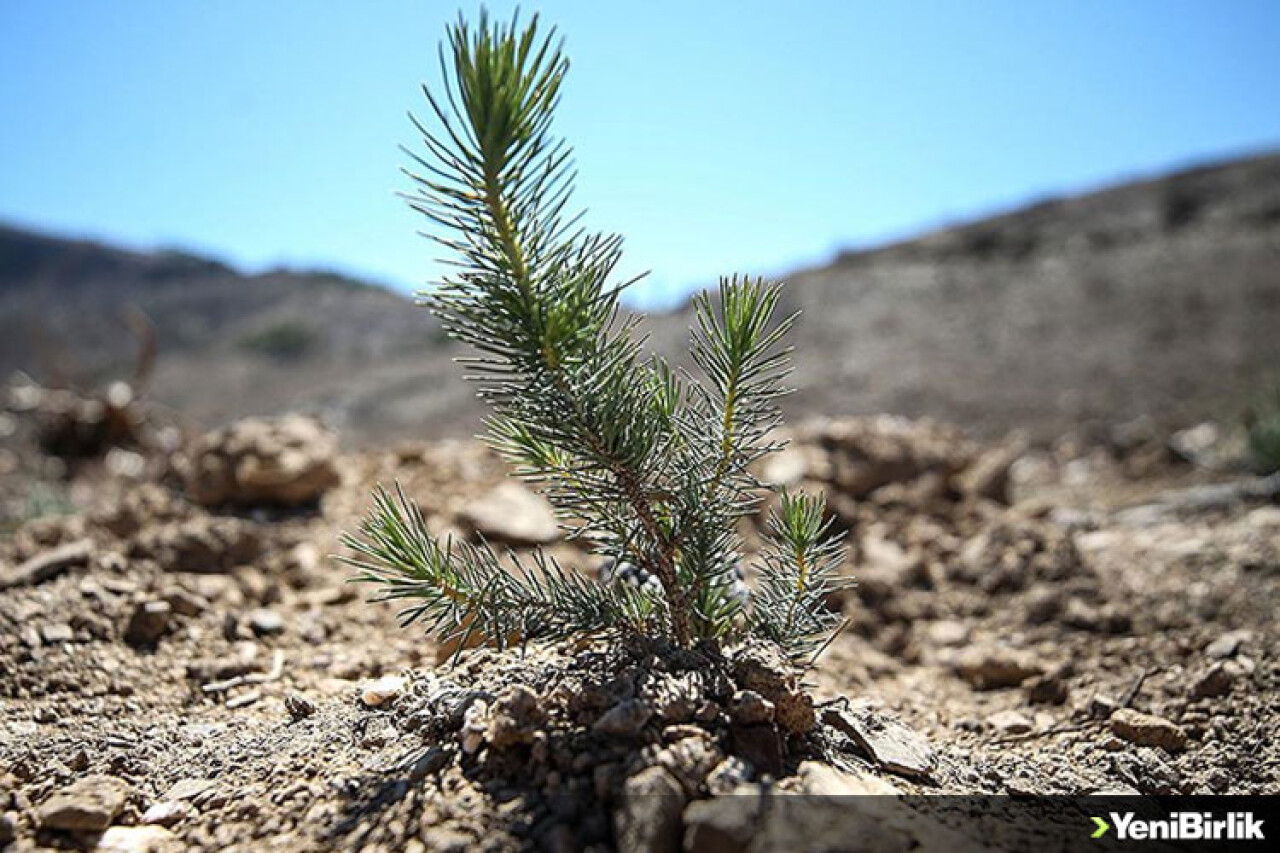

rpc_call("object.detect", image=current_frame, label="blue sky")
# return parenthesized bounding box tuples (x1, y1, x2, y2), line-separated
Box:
(2, 1, 1278, 308)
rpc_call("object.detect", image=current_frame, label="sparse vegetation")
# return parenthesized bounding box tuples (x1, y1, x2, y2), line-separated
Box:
(342, 11, 847, 660)
(238, 320, 319, 361)
(1245, 381, 1280, 473)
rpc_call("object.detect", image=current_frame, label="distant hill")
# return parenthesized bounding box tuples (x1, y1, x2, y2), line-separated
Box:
(3, 151, 1279, 443)
(0, 224, 475, 440)
(647, 151, 1280, 437)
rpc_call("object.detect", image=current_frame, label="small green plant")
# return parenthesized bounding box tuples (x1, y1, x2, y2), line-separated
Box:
(341, 10, 847, 661)
(1245, 382, 1280, 474)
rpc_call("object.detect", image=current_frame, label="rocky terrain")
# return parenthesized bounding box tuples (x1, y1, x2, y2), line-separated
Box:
(4, 150, 1280, 442)
(1, 405, 1277, 852)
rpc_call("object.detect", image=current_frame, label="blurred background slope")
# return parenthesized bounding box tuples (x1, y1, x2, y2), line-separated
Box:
(1, 1, 1278, 442)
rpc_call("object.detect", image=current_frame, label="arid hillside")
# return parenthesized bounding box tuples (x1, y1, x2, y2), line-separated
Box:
(3, 151, 1279, 443)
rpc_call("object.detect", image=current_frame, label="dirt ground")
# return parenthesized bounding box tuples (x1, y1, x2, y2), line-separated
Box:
(1, 412, 1277, 852)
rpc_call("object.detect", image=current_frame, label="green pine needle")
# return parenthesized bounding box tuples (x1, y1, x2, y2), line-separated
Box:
(343, 10, 849, 661)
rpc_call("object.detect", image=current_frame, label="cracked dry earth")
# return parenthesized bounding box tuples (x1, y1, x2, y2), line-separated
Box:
(0, 414, 1277, 852)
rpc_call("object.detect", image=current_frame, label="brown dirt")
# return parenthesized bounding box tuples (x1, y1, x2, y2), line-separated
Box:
(1, 417, 1277, 852)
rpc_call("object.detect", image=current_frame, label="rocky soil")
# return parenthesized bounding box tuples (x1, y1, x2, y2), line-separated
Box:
(1, 411, 1277, 852)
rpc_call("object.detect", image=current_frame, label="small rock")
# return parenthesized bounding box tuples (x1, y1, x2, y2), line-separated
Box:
(1025, 673, 1069, 705)
(460, 482, 560, 545)
(641, 671, 703, 724)
(760, 446, 808, 486)
(729, 723, 784, 777)
(616, 766, 685, 853)
(37, 775, 130, 831)
(141, 800, 193, 827)
(1190, 662, 1236, 699)
(925, 619, 969, 647)
(360, 675, 407, 708)
(0, 812, 16, 846)
(729, 640, 815, 735)
(160, 778, 215, 802)
(124, 600, 172, 647)
(594, 699, 652, 738)
(1088, 693, 1120, 720)
(821, 700, 935, 779)
(683, 796, 758, 853)
(798, 760, 900, 795)
(1021, 587, 1063, 625)
(654, 736, 722, 795)
(284, 693, 317, 721)
(486, 684, 545, 749)
(0, 539, 93, 589)
(952, 645, 1043, 690)
(159, 587, 207, 617)
(1205, 630, 1250, 659)
(247, 608, 284, 637)
(181, 415, 340, 506)
(704, 757, 753, 795)
(40, 623, 75, 645)
(408, 748, 449, 781)
(1061, 598, 1130, 634)
(957, 443, 1022, 504)
(95, 825, 176, 853)
(1109, 708, 1188, 753)
(132, 517, 261, 574)
(728, 690, 775, 726)
(459, 700, 489, 755)
(988, 710, 1034, 735)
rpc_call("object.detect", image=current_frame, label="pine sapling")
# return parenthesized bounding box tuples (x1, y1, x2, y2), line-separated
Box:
(341, 10, 849, 663)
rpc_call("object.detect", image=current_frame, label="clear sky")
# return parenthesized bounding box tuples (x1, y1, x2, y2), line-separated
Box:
(2, 1, 1278, 308)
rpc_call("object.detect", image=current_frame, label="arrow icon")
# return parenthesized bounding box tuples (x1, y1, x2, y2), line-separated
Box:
(1091, 816, 1111, 838)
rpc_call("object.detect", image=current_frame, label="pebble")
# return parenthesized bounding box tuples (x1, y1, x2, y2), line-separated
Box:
(798, 760, 900, 795)
(40, 623, 75, 645)
(952, 645, 1043, 690)
(822, 700, 936, 779)
(408, 748, 450, 781)
(729, 641, 816, 735)
(360, 675, 407, 708)
(94, 824, 176, 853)
(37, 775, 130, 831)
(459, 700, 489, 755)
(925, 619, 970, 647)
(285, 693, 318, 721)
(247, 608, 285, 637)
(1109, 708, 1188, 753)
(730, 723, 784, 777)
(988, 710, 1034, 735)
(124, 600, 172, 647)
(1025, 672, 1069, 705)
(0, 812, 15, 846)
(1205, 630, 1250, 659)
(704, 756, 753, 795)
(141, 800, 193, 827)
(728, 690, 775, 726)
(160, 778, 215, 802)
(1190, 662, 1237, 699)
(593, 699, 652, 738)
(160, 586, 207, 617)
(1088, 693, 1119, 719)
(0, 539, 93, 589)
(615, 766, 685, 853)
(486, 684, 545, 749)
(460, 482, 561, 545)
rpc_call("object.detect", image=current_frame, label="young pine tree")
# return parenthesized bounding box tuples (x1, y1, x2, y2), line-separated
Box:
(341, 10, 848, 663)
